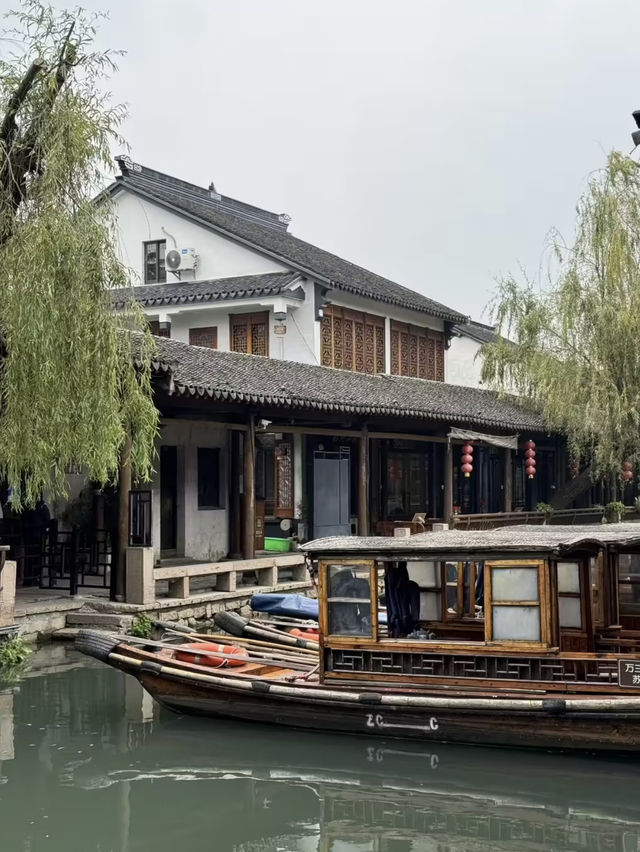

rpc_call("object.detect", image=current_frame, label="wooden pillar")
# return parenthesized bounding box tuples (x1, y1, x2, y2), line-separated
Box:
(229, 429, 242, 558)
(243, 414, 256, 559)
(443, 439, 453, 525)
(504, 447, 513, 513)
(113, 431, 132, 602)
(358, 425, 369, 537)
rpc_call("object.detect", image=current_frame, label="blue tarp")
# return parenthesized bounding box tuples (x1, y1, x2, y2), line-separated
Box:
(251, 594, 319, 620)
(250, 593, 388, 624)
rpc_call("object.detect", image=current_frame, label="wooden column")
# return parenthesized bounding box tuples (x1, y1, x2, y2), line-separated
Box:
(358, 424, 369, 537)
(113, 431, 132, 602)
(243, 414, 256, 559)
(504, 447, 513, 513)
(228, 429, 242, 558)
(443, 439, 453, 525)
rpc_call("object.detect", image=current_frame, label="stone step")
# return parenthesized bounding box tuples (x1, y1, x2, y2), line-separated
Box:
(66, 612, 133, 630)
(51, 627, 80, 641)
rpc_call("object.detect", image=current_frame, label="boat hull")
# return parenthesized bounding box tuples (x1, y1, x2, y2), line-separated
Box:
(138, 668, 640, 753)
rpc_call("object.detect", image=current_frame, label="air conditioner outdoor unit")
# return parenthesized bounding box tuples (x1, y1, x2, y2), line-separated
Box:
(166, 247, 198, 272)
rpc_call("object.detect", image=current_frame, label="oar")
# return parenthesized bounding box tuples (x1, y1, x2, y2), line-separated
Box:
(113, 634, 313, 672)
(161, 631, 317, 667)
(160, 626, 317, 658)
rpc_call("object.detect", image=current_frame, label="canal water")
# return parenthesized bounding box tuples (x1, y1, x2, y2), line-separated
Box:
(1, 647, 639, 852)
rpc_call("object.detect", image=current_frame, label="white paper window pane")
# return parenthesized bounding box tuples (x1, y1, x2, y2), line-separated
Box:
(557, 562, 580, 594)
(559, 596, 582, 629)
(408, 561, 439, 588)
(492, 568, 539, 602)
(419, 591, 441, 621)
(493, 606, 541, 641)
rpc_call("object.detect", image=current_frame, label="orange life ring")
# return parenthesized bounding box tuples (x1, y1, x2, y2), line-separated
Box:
(175, 642, 249, 668)
(289, 627, 320, 639)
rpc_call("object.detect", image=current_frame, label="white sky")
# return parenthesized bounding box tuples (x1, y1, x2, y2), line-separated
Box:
(4, 0, 640, 319)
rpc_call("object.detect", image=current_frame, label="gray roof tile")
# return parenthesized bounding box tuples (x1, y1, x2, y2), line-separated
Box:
(112, 162, 467, 323)
(111, 271, 300, 309)
(151, 336, 545, 432)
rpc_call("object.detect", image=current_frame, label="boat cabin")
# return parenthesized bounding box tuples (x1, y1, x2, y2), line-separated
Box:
(302, 524, 640, 694)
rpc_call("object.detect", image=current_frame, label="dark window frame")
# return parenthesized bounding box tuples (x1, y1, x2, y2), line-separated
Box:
(197, 447, 221, 510)
(143, 239, 167, 284)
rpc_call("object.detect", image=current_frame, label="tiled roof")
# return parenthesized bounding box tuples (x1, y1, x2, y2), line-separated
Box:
(111, 160, 467, 324)
(453, 320, 499, 345)
(150, 336, 546, 432)
(111, 271, 301, 309)
(302, 523, 640, 556)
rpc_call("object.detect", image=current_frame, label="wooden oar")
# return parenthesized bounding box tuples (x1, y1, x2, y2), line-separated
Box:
(161, 627, 317, 658)
(114, 634, 313, 672)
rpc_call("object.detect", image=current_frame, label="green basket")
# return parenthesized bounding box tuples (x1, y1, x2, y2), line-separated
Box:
(264, 537, 290, 552)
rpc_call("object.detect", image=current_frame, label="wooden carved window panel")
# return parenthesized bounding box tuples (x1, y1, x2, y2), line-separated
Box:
(189, 326, 218, 349)
(274, 437, 294, 518)
(148, 320, 170, 338)
(390, 320, 444, 381)
(230, 312, 269, 356)
(485, 559, 549, 646)
(320, 306, 384, 375)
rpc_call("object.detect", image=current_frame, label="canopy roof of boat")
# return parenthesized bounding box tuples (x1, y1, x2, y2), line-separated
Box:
(302, 523, 640, 559)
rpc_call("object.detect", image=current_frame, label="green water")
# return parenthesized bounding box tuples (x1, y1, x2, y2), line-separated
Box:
(1, 646, 639, 852)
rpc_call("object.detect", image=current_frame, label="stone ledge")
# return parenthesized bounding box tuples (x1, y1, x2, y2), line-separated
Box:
(85, 579, 312, 614)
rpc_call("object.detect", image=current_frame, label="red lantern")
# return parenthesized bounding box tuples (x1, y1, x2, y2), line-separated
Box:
(622, 461, 633, 482)
(461, 443, 473, 478)
(622, 461, 633, 471)
(525, 439, 536, 479)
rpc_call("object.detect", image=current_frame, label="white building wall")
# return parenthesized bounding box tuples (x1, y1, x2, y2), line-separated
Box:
(151, 419, 229, 563)
(445, 335, 485, 387)
(111, 191, 287, 283)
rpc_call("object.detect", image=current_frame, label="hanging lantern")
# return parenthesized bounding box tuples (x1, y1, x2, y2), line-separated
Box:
(569, 455, 579, 479)
(461, 443, 474, 478)
(622, 461, 634, 482)
(525, 439, 536, 479)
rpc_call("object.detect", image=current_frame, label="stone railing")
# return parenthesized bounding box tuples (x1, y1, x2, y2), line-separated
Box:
(125, 548, 308, 606)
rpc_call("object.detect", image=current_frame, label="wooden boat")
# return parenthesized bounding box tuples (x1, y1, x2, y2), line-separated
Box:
(77, 524, 640, 752)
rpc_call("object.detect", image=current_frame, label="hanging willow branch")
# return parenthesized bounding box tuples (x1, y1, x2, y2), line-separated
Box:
(0, 1, 158, 506)
(482, 151, 640, 478)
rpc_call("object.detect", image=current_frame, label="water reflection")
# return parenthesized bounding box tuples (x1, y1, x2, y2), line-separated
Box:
(1, 649, 639, 852)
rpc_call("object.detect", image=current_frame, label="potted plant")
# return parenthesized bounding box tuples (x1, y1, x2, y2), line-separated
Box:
(536, 502, 554, 524)
(604, 501, 626, 524)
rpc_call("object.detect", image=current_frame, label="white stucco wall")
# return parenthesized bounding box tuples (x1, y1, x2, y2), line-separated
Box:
(151, 419, 229, 563)
(445, 334, 485, 387)
(111, 191, 287, 283)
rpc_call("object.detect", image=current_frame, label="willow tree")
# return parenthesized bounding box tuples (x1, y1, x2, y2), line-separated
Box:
(0, 3, 158, 594)
(482, 151, 640, 485)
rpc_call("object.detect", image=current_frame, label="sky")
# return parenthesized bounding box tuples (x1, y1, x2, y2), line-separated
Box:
(4, 0, 640, 320)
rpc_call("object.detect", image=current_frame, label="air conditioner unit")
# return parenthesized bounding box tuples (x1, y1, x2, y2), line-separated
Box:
(166, 247, 198, 272)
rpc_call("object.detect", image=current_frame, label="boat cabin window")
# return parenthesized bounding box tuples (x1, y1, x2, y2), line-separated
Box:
(323, 562, 374, 637)
(485, 560, 546, 644)
(557, 561, 583, 630)
(407, 561, 441, 621)
(443, 561, 483, 619)
(618, 554, 640, 616)
(590, 554, 605, 628)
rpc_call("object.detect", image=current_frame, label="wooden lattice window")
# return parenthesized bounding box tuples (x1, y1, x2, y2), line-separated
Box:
(274, 438, 293, 517)
(148, 320, 170, 338)
(390, 321, 444, 381)
(230, 312, 269, 356)
(320, 306, 385, 374)
(189, 326, 218, 349)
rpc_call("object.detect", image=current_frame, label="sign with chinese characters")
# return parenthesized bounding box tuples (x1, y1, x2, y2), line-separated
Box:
(618, 659, 640, 687)
(273, 323, 287, 335)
